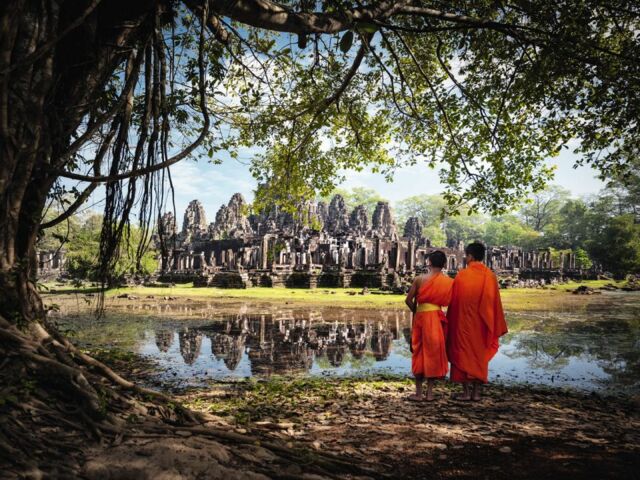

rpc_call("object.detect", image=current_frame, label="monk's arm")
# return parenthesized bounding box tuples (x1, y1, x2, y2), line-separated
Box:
(405, 278, 419, 313)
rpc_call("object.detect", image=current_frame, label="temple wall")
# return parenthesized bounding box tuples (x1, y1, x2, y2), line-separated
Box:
(151, 195, 602, 288)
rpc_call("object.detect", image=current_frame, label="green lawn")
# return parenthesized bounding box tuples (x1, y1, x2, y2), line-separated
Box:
(41, 279, 623, 312)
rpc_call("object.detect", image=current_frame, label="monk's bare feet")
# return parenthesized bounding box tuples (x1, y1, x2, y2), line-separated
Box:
(425, 393, 437, 402)
(407, 394, 425, 402)
(471, 384, 483, 402)
(451, 393, 472, 401)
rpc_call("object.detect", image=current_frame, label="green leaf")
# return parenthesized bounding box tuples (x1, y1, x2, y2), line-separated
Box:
(357, 22, 378, 34)
(339, 31, 354, 53)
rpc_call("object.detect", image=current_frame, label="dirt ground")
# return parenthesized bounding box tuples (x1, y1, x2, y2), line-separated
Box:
(4, 349, 639, 480)
(174, 377, 640, 480)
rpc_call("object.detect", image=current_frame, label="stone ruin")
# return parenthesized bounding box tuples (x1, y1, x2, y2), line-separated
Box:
(35, 249, 66, 279)
(153, 193, 595, 289)
(181, 199, 207, 241)
(403, 217, 424, 242)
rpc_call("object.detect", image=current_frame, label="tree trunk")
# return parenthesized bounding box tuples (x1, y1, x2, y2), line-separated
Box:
(0, 0, 170, 471)
(0, 0, 156, 322)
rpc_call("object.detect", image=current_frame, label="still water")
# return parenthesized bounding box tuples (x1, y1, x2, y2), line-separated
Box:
(56, 292, 640, 394)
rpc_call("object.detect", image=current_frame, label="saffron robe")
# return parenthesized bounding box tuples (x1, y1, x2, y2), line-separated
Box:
(446, 262, 508, 383)
(411, 273, 454, 379)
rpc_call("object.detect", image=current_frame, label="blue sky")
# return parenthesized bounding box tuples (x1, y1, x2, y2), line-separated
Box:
(70, 143, 605, 223)
(165, 146, 605, 222)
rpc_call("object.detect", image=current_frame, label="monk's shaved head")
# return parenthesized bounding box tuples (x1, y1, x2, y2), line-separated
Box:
(465, 242, 486, 261)
(429, 250, 447, 268)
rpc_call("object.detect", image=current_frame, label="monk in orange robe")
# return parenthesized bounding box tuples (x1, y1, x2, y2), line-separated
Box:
(447, 242, 508, 401)
(405, 251, 454, 401)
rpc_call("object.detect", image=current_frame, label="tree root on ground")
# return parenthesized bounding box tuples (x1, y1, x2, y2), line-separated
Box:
(0, 316, 381, 479)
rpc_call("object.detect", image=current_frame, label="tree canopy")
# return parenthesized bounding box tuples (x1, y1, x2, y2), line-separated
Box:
(2, 0, 640, 306)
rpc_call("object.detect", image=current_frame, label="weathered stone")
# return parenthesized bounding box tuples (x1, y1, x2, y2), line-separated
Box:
(371, 201, 397, 239)
(182, 200, 207, 237)
(325, 195, 350, 234)
(349, 205, 369, 235)
(316, 201, 328, 226)
(158, 212, 177, 238)
(210, 193, 254, 239)
(403, 216, 423, 241)
(147, 193, 601, 291)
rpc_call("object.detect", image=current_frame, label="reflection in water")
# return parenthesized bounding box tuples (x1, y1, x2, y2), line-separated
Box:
(154, 310, 405, 375)
(60, 292, 640, 392)
(178, 329, 202, 365)
(155, 329, 173, 353)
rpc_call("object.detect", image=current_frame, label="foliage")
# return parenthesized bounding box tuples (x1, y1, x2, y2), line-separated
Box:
(40, 214, 157, 282)
(520, 186, 571, 232)
(396, 195, 446, 232)
(484, 215, 540, 249)
(13, 0, 637, 295)
(574, 248, 593, 270)
(395, 194, 486, 246)
(587, 214, 640, 279)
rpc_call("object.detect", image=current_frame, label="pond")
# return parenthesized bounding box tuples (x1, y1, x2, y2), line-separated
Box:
(55, 291, 640, 394)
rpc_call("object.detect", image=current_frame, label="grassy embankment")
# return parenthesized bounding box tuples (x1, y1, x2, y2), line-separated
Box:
(43, 279, 622, 312)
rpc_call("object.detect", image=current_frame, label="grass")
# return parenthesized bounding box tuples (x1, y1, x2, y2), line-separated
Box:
(42, 279, 625, 312)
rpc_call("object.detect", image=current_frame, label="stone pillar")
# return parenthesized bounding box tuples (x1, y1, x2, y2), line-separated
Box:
(261, 236, 269, 269)
(407, 240, 415, 271)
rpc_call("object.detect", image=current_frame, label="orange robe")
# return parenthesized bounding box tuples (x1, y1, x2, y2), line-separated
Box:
(446, 262, 508, 384)
(411, 273, 454, 379)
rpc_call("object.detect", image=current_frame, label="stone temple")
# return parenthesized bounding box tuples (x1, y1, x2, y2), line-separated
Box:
(154, 194, 584, 288)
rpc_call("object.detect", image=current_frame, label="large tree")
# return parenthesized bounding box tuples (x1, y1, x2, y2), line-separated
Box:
(1, 0, 639, 472)
(520, 185, 571, 232)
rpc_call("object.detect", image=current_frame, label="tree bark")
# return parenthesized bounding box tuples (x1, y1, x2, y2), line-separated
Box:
(0, 0, 158, 323)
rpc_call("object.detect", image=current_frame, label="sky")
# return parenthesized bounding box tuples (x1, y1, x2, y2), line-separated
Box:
(164, 145, 605, 223)
(71, 140, 605, 223)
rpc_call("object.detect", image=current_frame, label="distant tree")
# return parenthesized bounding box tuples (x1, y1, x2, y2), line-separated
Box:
(59, 215, 157, 283)
(483, 215, 540, 248)
(322, 187, 388, 216)
(603, 172, 640, 219)
(574, 248, 593, 270)
(422, 225, 447, 247)
(551, 199, 592, 249)
(395, 194, 486, 246)
(520, 186, 571, 232)
(587, 215, 640, 279)
(395, 194, 446, 232)
(445, 213, 487, 247)
(38, 205, 82, 252)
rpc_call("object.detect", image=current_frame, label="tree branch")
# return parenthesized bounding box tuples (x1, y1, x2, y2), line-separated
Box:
(56, 9, 211, 184)
(40, 183, 98, 230)
(210, 0, 406, 34)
